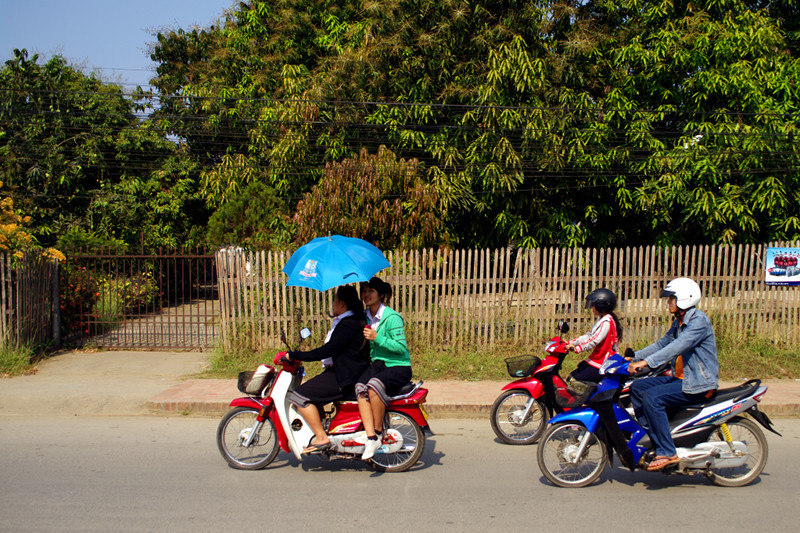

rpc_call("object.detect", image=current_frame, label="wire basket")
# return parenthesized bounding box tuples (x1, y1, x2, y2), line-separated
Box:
(237, 367, 275, 397)
(555, 377, 597, 408)
(504, 355, 541, 378)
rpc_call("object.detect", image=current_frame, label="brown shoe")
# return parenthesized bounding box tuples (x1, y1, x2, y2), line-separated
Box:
(647, 455, 679, 471)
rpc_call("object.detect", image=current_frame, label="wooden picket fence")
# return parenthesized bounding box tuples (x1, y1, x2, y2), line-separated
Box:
(216, 242, 800, 352)
(0, 252, 57, 347)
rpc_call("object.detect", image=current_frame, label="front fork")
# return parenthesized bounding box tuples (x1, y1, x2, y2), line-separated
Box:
(242, 404, 270, 447)
(571, 428, 594, 463)
(241, 421, 264, 447)
(509, 396, 537, 425)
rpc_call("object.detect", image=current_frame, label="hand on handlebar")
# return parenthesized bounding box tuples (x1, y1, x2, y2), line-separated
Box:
(273, 351, 289, 365)
(628, 359, 650, 375)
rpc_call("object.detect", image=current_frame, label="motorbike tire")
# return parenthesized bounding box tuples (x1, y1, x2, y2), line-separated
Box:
(217, 406, 280, 470)
(369, 411, 425, 473)
(537, 422, 607, 488)
(490, 389, 548, 445)
(705, 417, 769, 487)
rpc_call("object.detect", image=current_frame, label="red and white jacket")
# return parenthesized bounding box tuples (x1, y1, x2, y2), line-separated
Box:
(569, 314, 619, 368)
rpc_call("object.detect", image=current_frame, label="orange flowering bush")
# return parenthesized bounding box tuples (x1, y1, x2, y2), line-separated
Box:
(0, 182, 65, 262)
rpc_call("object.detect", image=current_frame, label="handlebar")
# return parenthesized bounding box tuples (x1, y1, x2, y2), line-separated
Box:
(630, 365, 653, 378)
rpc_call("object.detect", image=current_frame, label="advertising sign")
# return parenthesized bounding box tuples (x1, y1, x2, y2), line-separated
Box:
(765, 247, 800, 286)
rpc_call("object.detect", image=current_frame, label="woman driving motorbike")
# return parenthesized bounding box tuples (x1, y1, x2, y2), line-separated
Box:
(627, 277, 719, 471)
(281, 285, 371, 454)
(565, 288, 622, 383)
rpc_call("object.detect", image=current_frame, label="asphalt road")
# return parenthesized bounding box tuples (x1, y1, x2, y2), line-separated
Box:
(1, 416, 798, 532)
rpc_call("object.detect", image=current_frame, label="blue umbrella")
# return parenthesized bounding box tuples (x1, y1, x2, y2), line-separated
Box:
(282, 235, 391, 291)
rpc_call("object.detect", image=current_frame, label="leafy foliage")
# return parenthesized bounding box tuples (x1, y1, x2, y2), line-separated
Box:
(205, 181, 294, 249)
(0, 49, 205, 251)
(294, 146, 448, 248)
(2, 1, 799, 250)
(146, 0, 800, 248)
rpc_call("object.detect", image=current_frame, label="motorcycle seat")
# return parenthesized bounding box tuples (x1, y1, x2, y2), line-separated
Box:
(666, 380, 761, 426)
(681, 379, 761, 410)
(391, 381, 422, 399)
(337, 381, 422, 402)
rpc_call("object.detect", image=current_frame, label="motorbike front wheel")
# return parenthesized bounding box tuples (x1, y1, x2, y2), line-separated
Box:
(537, 422, 607, 488)
(705, 417, 768, 487)
(217, 406, 280, 470)
(369, 411, 425, 473)
(490, 390, 548, 445)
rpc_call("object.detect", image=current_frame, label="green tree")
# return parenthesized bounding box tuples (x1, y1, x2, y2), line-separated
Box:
(148, 1, 800, 248)
(293, 146, 448, 249)
(580, 0, 800, 244)
(205, 180, 293, 249)
(0, 49, 205, 250)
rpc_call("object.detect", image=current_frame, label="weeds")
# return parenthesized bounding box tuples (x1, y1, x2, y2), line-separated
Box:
(0, 343, 37, 376)
(716, 336, 800, 380)
(204, 329, 800, 382)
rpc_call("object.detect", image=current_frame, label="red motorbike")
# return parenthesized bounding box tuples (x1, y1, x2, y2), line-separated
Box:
(490, 321, 573, 444)
(217, 330, 430, 473)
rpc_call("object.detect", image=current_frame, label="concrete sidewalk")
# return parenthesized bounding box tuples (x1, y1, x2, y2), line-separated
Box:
(2, 350, 799, 418)
(147, 376, 800, 418)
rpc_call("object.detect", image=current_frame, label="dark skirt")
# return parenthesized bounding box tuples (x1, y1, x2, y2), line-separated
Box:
(354, 360, 413, 405)
(288, 369, 346, 408)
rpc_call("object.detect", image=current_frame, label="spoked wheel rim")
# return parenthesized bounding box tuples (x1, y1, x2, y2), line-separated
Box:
(369, 411, 425, 473)
(490, 390, 548, 445)
(217, 407, 279, 470)
(537, 422, 607, 488)
(706, 417, 768, 487)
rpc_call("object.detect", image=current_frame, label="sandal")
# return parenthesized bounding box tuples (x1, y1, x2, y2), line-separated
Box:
(647, 455, 679, 471)
(302, 441, 332, 454)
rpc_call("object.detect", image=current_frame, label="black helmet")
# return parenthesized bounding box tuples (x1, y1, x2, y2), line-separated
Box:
(585, 288, 617, 313)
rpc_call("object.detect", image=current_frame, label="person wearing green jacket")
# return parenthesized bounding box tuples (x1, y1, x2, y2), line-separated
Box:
(356, 277, 412, 460)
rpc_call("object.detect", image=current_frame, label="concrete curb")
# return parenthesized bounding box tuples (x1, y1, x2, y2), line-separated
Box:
(145, 378, 800, 419)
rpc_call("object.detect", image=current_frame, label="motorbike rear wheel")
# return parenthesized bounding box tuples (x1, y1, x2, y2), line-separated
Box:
(537, 422, 607, 488)
(217, 406, 279, 470)
(705, 417, 768, 487)
(369, 411, 425, 473)
(490, 390, 548, 445)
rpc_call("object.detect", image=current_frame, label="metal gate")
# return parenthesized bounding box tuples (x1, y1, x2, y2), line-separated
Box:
(60, 249, 219, 349)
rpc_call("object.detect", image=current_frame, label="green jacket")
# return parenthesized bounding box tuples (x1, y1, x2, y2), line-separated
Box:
(369, 306, 411, 368)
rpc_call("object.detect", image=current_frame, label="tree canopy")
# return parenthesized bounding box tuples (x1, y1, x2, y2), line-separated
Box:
(2, 1, 799, 251)
(0, 49, 206, 250)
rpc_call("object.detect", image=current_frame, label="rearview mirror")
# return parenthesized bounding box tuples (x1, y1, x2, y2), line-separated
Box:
(300, 328, 311, 340)
(558, 320, 570, 334)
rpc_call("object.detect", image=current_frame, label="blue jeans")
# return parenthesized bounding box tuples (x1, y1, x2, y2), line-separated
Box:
(630, 376, 709, 456)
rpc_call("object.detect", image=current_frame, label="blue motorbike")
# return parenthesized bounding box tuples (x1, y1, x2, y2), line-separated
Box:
(536, 354, 781, 487)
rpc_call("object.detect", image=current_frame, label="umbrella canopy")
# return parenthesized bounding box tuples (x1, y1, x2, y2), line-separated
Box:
(282, 235, 391, 291)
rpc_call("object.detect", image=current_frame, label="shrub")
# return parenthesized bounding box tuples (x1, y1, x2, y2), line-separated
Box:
(0, 343, 37, 376)
(60, 266, 161, 337)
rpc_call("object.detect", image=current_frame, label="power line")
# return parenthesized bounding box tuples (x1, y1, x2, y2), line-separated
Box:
(3, 86, 800, 120)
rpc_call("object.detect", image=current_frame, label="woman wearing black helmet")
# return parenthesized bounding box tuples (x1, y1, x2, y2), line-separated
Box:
(565, 288, 623, 383)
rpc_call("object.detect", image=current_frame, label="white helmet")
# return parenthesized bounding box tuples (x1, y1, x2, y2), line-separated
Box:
(661, 277, 701, 310)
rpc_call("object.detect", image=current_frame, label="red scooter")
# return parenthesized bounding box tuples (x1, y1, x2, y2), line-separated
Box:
(490, 321, 573, 444)
(217, 331, 430, 473)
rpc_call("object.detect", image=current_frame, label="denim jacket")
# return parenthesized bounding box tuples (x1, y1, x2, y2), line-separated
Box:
(635, 307, 719, 394)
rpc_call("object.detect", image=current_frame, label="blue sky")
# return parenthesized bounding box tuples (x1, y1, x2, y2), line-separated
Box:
(0, 0, 233, 89)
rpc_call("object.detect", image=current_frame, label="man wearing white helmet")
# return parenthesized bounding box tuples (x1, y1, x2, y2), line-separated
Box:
(627, 277, 719, 471)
